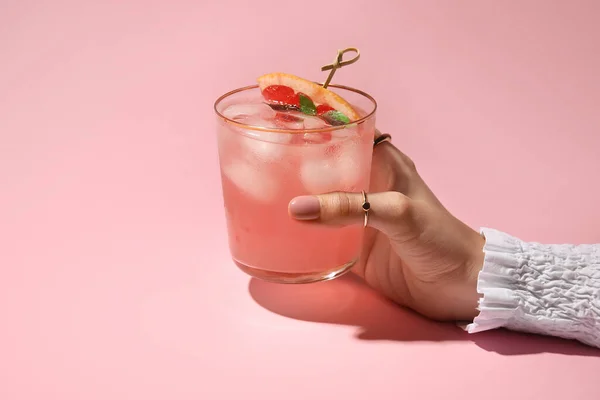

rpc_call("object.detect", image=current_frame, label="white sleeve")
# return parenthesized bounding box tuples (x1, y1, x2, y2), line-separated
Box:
(465, 228, 600, 348)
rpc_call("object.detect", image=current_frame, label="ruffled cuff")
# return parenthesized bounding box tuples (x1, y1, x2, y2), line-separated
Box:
(464, 228, 522, 333)
(464, 228, 600, 348)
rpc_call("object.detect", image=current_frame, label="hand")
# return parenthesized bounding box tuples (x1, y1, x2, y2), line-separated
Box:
(288, 135, 485, 321)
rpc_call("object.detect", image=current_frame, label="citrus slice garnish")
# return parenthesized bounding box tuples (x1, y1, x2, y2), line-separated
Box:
(257, 72, 361, 124)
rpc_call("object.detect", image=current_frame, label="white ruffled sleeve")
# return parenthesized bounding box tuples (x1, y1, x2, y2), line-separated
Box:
(465, 228, 600, 348)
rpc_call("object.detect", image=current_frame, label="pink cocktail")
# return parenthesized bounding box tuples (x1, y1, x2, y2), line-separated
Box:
(215, 81, 376, 283)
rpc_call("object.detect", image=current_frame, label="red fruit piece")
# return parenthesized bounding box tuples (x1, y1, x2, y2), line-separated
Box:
(262, 85, 293, 101)
(316, 104, 335, 115)
(287, 93, 300, 107)
(262, 85, 300, 107)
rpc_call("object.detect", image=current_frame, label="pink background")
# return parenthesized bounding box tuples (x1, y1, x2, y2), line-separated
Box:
(1, 1, 600, 399)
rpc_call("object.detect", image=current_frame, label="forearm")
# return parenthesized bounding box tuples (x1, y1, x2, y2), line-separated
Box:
(466, 228, 600, 348)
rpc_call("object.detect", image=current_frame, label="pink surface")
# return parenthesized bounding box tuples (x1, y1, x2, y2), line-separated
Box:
(1, 1, 600, 399)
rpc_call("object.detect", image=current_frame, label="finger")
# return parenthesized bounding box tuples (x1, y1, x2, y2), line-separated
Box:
(371, 139, 443, 209)
(288, 191, 412, 236)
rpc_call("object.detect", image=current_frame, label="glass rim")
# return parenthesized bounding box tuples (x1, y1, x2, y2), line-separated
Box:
(214, 84, 377, 134)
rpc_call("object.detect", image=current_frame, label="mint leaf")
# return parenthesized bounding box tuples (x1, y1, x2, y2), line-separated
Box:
(298, 94, 317, 116)
(322, 110, 350, 126)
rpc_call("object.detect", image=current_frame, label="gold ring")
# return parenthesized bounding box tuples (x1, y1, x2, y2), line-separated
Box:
(374, 133, 392, 147)
(361, 190, 370, 227)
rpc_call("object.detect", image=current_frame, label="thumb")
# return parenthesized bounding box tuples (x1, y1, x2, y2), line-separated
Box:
(288, 191, 413, 236)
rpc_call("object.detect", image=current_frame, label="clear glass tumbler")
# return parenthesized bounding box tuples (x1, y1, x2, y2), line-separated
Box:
(215, 84, 376, 283)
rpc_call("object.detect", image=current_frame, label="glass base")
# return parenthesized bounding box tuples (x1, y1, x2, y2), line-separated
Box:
(234, 258, 357, 284)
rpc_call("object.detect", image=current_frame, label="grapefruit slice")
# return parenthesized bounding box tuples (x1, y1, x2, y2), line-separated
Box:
(257, 73, 361, 123)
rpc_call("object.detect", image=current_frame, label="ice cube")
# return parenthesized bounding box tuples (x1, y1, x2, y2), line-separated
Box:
(303, 115, 329, 130)
(222, 103, 276, 121)
(300, 158, 340, 194)
(236, 114, 278, 129)
(300, 141, 364, 193)
(337, 144, 363, 188)
(222, 160, 278, 203)
(273, 111, 305, 130)
(240, 127, 292, 163)
(300, 115, 330, 144)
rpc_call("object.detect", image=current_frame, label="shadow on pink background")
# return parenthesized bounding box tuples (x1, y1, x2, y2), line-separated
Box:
(1, 1, 600, 399)
(250, 274, 598, 357)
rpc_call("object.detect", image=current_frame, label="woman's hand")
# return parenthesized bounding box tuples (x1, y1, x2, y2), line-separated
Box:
(288, 136, 485, 321)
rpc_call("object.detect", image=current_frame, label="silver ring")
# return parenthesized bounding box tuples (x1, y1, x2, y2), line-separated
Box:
(361, 190, 370, 227)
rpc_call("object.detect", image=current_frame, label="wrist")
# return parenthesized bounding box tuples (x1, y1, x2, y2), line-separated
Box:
(455, 230, 486, 321)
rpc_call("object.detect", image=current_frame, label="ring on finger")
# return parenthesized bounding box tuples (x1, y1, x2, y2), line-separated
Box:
(374, 133, 392, 147)
(361, 190, 370, 227)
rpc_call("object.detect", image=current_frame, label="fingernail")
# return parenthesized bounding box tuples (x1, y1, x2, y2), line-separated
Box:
(289, 196, 320, 220)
